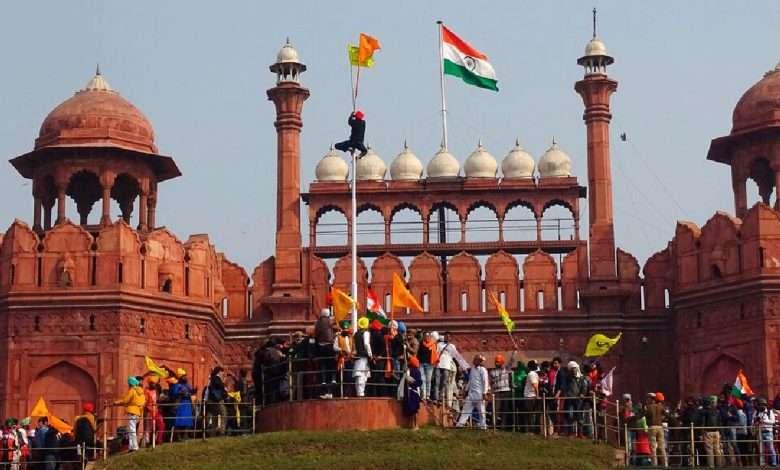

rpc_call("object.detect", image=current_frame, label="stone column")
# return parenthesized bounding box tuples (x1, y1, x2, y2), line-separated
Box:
(384, 217, 391, 245)
(33, 197, 42, 233)
(147, 192, 157, 230)
(138, 192, 149, 231)
(56, 186, 66, 224)
(460, 218, 466, 243)
(43, 201, 53, 230)
(422, 212, 430, 245)
(536, 216, 542, 241)
(498, 216, 505, 242)
(732, 168, 748, 219)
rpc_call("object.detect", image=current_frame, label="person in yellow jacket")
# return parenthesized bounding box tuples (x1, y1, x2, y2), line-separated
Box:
(114, 376, 146, 452)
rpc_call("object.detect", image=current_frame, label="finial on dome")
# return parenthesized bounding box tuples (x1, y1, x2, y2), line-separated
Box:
(96, 63, 101, 76)
(83, 67, 113, 92)
(329, 143, 335, 151)
(286, 36, 291, 45)
(403, 139, 408, 150)
(515, 137, 520, 146)
(552, 136, 557, 145)
(592, 7, 597, 39)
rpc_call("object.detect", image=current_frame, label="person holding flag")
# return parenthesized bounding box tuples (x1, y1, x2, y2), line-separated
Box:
(352, 317, 373, 397)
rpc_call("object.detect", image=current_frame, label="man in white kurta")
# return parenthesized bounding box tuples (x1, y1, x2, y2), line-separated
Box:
(456, 355, 490, 430)
(352, 318, 373, 397)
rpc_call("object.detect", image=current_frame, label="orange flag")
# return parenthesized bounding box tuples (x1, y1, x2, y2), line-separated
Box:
(358, 33, 381, 63)
(48, 413, 73, 434)
(392, 272, 423, 316)
(30, 397, 49, 418)
(331, 288, 358, 323)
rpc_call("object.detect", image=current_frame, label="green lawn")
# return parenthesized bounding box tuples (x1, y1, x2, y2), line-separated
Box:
(95, 427, 617, 470)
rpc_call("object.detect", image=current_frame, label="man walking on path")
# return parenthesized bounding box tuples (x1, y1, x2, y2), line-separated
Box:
(645, 392, 669, 468)
(456, 355, 488, 430)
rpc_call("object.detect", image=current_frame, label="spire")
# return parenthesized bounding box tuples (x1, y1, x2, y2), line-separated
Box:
(83, 66, 112, 92)
(96, 63, 101, 76)
(592, 7, 597, 39)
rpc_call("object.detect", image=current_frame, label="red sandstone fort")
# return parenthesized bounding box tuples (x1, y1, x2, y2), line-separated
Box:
(2, 31, 780, 421)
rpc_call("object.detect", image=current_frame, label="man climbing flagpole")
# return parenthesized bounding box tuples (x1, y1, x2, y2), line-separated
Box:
(341, 33, 381, 329)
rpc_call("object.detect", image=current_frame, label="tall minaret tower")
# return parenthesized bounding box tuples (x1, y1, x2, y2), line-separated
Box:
(267, 39, 310, 294)
(575, 10, 618, 281)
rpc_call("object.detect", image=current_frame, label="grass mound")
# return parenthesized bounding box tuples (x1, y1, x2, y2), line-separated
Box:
(96, 428, 616, 470)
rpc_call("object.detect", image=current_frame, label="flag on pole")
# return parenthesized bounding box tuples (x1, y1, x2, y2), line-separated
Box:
(441, 25, 498, 91)
(30, 397, 48, 417)
(348, 45, 376, 68)
(48, 413, 73, 434)
(392, 272, 423, 315)
(731, 370, 754, 398)
(145, 356, 170, 378)
(366, 288, 389, 325)
(358, 33, 381, 63)
(599, 367, 616, 397)
(487, 291, 514, 332)
(584, 332, 622, 357)
(331, 288, 358, 323)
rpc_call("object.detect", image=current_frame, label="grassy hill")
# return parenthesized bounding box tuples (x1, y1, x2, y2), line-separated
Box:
(95, 427, 617, 470)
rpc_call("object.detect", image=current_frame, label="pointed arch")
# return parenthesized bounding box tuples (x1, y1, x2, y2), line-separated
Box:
(28, 361, 97, 422)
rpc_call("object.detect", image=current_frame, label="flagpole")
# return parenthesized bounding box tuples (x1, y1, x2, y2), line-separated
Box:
(436, 20, 448, 149)
(351, 149, 358, 330)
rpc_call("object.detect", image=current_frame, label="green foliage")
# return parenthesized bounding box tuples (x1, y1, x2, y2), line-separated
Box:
(96, 427, 616, 470)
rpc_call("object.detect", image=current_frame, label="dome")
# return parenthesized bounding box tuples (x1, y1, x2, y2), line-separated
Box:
(389, 142, 423, 181)
(463, 141, 498, 178)
(356, 147, 386, 181)
(426, 146, 460, 179)
(315, 145, 349, 182)
(276, 38, 302, 64)
(732, 64, 780, 134)
(584, 37, 609, 57)
(537, 141, 572, 178)
(501, 139, 535, 179)
(35, 71, 157, 154)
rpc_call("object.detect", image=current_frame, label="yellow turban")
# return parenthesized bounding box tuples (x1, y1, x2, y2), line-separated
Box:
(357, 317, 369, 330)
(176, 368, 187, 378)
(147, 375, 159, 384)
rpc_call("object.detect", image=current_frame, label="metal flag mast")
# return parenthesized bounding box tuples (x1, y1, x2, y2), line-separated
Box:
(349, 61, 359, 330)
(437, 20, 449, 149)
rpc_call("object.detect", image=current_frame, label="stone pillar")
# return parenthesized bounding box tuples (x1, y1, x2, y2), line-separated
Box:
(575, 73, 618, 279)
(100, 173, 115, 226)
(422, 214, 430, 245)
(536, 216, 542, 241)
(384, 217, 391, 245)
(732, 168, 748, 219)
(147, 192, 157, 230)
(56, 186, 66, 224)
(498, 216, 505, 242)
(267, 79, 310, 290)
(460, 218, 466, 243)
(138, 192, 149, 231)
(33, 197, 42, 233)
(43, 201, 53, 230)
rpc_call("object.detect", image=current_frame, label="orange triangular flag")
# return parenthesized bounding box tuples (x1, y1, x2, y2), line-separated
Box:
(331, 288, 358, 323)
(47, 413, 73, 434)
(391, 272, 423, 316)
(30, 397, 48, 418)
(358, 33, 381, 63)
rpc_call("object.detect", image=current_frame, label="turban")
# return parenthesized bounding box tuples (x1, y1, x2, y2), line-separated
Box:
(397, 321, 407, 334)
(408, 356, 420, 368)
(655, 392, 665, 402)
(339, 320, 351, 329)
(370, 320, 383, 331)
(357, 317, 369, 330)
(83, 403, 95, 413)
(147, 375, 160, 384)
(176, 368, 187, 378)
(128, 376, 140, 387)
(494, 354, 505, 366)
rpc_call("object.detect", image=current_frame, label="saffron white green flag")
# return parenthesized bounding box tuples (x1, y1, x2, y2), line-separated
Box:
(441, 24, 498, 91)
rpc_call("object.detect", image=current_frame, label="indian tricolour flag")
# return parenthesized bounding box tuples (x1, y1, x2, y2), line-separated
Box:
(441, 25, 498, 91)
(366, 288, 389, 325)
(731, 369, 754, 399)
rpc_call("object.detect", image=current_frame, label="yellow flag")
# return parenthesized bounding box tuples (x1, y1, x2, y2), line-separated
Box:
(584, 333, 622, 357)
(488, 291, 514, 332)
(348, 45, 375, 68)
(48, 413, 73, 434)
(392, 272, 423, 315)
(331, 288, 358, 323)
(145, 356, 169, 378)
(30, 397, 49, 418)
(358, 33, 381, 63)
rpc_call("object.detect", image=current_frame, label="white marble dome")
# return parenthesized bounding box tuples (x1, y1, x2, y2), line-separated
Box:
(276, 39, 301, 64)
(315, 145, 349, 182)
(584, 37, 608, 57)
(501, 139, 535, 179)
(537, 141, 572, 178)
(464, 141, 498, 178)
(356, 147, 386, 181)
(390, 142, 423, 181)
(426, 146, 460, 179)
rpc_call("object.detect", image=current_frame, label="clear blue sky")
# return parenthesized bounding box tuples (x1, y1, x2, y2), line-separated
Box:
(1, 1, 778, 273)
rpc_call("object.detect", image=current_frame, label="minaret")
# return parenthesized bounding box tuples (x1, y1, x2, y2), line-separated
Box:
(575, 10, 618, 280)
(267, 39, 310, 292)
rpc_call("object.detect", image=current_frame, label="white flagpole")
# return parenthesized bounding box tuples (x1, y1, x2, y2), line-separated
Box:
(351, 150, 358, 330)
(437, 20, 449, 149)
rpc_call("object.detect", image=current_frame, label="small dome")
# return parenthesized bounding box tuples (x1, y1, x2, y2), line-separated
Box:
(389, 142, 423, 181)
(732, 65, 780, 134)
(426, 146, 460, 179)
(276, 38, 302, 64)
(35, 70, 157, 154)
(584, 37, 609, 57)
(463, 141, 498, 178)
(537, 141, 572, 178)
(356, 147, 386, 181)
(315, 145, 349, 182)
(501, 139, 535, 179)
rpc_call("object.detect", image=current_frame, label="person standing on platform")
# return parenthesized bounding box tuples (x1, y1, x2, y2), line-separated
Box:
(490, 352, 515, 430)
(436, 333, 469, 409)
(333, 320, 353, 395)
(402, 356, 423, 430)
(368, 320, 386, 397)
(352, 318, 373, 397)
(645, 392, 669, 468)
(418, 331, 438, 402)
(456, 355, 489, 430)
(314, 309, 336, 398)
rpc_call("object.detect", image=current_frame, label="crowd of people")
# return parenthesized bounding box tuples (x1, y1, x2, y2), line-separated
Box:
(251, 309, 610, 434)
(624, 387, 780, 467)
